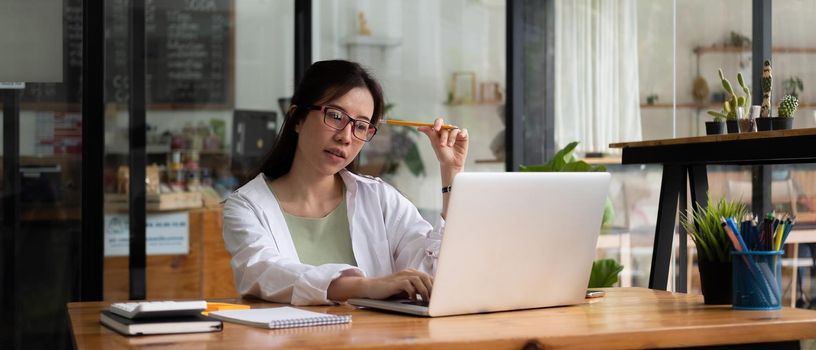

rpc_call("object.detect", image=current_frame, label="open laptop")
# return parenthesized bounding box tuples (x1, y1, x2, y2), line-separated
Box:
(348, 172, 611, 317)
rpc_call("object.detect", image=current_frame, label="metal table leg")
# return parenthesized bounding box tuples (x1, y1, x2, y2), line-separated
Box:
(649, 164, 686, 290)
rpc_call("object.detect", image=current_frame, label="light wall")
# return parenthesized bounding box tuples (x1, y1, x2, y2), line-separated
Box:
(314, 0, 506, 210)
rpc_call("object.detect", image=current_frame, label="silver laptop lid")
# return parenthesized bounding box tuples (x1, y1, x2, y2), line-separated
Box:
(427, 172, 610, 316)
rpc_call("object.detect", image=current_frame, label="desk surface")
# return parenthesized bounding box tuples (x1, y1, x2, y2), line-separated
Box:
(68, 288, 816, 349)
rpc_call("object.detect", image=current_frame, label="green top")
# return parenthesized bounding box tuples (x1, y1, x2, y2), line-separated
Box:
(270, 185, 357, 267)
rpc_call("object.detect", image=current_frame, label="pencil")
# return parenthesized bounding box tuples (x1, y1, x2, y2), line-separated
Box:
(774, 220, 785, 251)
(382, 119, 459, 130)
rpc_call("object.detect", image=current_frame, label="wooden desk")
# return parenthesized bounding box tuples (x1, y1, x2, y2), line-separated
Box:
(68, 288, 816, 349)
(610, 128, 816, 291)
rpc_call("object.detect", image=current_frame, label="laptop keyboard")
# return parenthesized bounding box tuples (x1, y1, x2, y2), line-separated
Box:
(399, 299, 429, 307)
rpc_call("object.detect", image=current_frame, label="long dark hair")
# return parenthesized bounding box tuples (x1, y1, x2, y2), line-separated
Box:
(257, 60, 384, 181)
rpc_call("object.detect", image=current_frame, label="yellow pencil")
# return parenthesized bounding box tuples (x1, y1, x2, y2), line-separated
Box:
(202, 302, 250, 316)
(774, 221, 785, 251)
(383, 119, 459, 130)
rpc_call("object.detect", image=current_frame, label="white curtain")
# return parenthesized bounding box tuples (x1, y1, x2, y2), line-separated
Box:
(555, 0, 641, 154)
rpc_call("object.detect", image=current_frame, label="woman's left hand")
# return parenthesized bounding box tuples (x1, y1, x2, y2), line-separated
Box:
(418, 118, 469, 173)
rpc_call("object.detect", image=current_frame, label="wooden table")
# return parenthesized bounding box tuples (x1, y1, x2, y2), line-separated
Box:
(610, 128, 816, 291)
(68, 288, 816, 349)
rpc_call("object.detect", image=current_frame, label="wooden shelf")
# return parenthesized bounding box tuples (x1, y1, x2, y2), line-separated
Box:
(641, 103, 816, 109)
(107, 144, 171, 155)
(444, 101, 504, 107)
(694, 45, 816, 54)
(474, 158, 504, 164)
(105, 145, 229, 156)
(344, 35, 402, 47)
(640, 103, 712, 109)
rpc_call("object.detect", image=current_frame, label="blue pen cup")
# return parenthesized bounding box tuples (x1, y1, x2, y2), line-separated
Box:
(731, 250, 783, 310)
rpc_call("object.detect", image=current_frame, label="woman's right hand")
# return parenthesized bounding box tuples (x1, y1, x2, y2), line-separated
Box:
(327, 269, 433, 302)
(362, 269, 433, 301)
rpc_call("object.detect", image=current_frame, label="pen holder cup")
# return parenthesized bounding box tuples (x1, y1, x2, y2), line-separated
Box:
(731, 250, 783, 310)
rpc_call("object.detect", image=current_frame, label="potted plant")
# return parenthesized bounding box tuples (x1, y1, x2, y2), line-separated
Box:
(735, 73, 755, 132)
(358, 104, 426, 179)
(705, 111, 726, 135)
(708, 69, 749, 133)
(773, 94, 798, 130)
(681, 196, 749, 304)
(756, 60, 774, 131)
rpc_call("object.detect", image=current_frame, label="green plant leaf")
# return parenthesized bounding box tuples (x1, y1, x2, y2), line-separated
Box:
(680, 195, 748, 262)
(520, 141, 608, 173)
(707, 111, 727, 121)
(588, 259, 624, 288)
(602, 197, 615, 227)
(402, 139, 425, 177)
(551, 155, 567, 171)
(550, 141, 579, 171)
(562, 161, 594, 172)
(383, 103, 396, 115)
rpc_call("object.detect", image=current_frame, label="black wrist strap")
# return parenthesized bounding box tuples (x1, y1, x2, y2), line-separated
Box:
(442, 186, 452, 193)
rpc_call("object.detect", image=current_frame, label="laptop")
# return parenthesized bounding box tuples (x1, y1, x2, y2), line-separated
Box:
(348, 172, 611, 317)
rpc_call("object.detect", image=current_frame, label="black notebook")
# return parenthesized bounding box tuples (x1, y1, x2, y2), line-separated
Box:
(99, 310, 223, 336)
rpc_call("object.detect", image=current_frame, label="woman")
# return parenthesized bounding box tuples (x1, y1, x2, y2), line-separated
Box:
(223, 60, 468, 306)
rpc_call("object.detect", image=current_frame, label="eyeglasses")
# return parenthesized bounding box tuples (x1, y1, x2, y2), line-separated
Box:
(307, 105, 378, 142)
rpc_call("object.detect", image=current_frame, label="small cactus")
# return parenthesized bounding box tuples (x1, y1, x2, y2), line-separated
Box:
(709, 69, 750, 121)
(777, 95, 799, 118)
(707, 111, 726, 122)
(716, 69, 746, 120)
(737, 73, 751, 110)
(761, 60, 773, 118)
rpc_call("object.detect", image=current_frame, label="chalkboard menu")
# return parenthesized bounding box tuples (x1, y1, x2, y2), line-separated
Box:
(22, 0, 234, 109)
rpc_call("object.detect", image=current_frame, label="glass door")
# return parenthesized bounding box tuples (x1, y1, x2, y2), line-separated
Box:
(1, 0, 87, 348)
(101, 0, 295, 301)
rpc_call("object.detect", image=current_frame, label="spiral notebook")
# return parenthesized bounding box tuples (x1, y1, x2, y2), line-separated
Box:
(208, 307, 351, 329)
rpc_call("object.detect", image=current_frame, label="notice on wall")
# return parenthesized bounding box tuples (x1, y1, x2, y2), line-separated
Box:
(104, 211, 189, 257)
(0, 82, 25, 89)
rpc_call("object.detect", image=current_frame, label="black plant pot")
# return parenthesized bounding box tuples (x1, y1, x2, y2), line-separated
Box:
(698, 259, 732, 305)
(725, 120, 739, 134)
(772, 117, 794, 130)
(755, 118, 773, 131)
(704, 121, 726, 135)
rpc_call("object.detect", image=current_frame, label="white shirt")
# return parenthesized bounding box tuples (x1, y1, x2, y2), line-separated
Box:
(222, 170, 444, 305)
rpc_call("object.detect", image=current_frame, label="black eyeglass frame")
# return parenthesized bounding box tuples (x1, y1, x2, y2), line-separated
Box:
(306, 105, 378, 142)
